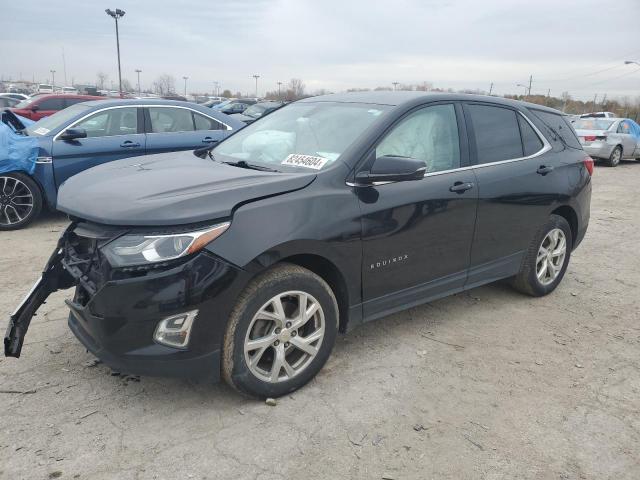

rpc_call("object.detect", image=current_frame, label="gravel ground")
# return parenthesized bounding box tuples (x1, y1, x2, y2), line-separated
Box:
(1, 162, 639, 480)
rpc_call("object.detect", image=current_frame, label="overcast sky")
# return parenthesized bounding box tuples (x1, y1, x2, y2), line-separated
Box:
(2, 0, 640, 100)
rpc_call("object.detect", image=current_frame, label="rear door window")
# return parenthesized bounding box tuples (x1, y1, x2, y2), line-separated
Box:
(148, 107, 195, 133)
(194, 112, 224, 131)
(466, 104, 523, 163)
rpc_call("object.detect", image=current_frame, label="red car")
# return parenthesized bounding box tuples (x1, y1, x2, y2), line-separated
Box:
(10, 94, 105, 121)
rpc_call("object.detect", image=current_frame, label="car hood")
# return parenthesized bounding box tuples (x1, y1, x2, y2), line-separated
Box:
(229, 113, 254, 123)
(56, 150, 316, 226)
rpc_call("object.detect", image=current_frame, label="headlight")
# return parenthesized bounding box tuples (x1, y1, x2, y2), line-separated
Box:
(102, 222, 230, 267)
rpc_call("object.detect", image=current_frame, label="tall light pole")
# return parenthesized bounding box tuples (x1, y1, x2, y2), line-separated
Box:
(392, 82, 399, 91)
(135, 69, 142, 95)
(50, 70, 56, 88)
(105, 8, 125, 96)
(277, 81, 282, 99)
(183, 76, 189, 96)
(252, 74, 260, 98)
(213, 81, 219, 96)
(516, 83, 528, 96)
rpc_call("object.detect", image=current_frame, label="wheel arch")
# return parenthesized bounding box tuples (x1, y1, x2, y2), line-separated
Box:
(551, 205, 578, 248)
(276, 254, 351, 333)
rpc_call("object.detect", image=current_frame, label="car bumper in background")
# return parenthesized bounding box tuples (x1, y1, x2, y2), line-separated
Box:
(582, 142, 614, 160)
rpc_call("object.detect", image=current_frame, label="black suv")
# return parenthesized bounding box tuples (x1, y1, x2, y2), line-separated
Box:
(5, 92, 592, 398)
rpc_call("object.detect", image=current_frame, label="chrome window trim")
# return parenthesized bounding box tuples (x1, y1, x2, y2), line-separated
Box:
(346, 110, 551, 187)
(53, 104, 232, 141)
(145, 105, 231, 134)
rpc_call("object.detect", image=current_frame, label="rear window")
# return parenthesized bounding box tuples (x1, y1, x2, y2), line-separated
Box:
(573, 119, 614, 131)
(531, 110, 582, 149)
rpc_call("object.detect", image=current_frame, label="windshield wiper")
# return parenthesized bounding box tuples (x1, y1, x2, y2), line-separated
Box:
(223, 160, 280, 172)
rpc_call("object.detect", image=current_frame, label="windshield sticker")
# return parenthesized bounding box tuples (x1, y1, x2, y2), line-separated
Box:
(33, 127, 50, 135)
(282, 154, 329, 170)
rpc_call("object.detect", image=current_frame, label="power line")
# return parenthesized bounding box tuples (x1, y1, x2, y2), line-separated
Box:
(536, 48, 640, 83)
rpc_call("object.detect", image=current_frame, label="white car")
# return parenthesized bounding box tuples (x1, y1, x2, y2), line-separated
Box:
(37, 84, 54, 94)
(574, 117, 640, 167)
(61, 86, 78, 94)
(580, 111, 616, 119)
(0, 92, 29, 101)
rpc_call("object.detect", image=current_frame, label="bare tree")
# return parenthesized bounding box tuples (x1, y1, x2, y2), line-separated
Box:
(221, 89, 232, 98)
(287, 78, 305, 99)
(96, 72, 108, 90)
(153, 74, 176, 95)
(121, 78, 133, 92)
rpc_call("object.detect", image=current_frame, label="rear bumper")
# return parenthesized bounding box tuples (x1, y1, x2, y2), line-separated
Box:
(582, 142, 614, 160)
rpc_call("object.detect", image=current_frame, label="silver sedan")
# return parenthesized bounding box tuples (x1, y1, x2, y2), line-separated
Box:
(573, 117, 640, 167)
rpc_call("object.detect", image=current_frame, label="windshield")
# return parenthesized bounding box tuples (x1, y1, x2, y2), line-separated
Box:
(25, 104, 91, 136)
(14, 96, 39, 108)
(213, 102, 389, 170)
(213, 100, 233, 109)
(573, 119, 615, 131)
(244, 104, 267, 118)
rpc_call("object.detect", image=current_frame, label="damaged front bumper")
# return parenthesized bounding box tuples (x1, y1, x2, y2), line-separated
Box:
(5, 221, 249, 380)
(4, 223, 76, 357)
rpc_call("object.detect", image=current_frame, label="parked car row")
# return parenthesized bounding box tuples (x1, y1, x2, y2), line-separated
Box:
(0, 99, 244, 229)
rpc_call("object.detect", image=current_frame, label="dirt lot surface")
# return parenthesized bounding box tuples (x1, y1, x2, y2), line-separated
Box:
(1, 163, 639, 480)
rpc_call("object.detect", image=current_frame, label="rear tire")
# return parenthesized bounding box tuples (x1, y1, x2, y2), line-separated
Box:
(222, 263, 338, 398)
(606, 146, 622, 167)
(0, 172, 42, 231)
(511, 215, 572, 297)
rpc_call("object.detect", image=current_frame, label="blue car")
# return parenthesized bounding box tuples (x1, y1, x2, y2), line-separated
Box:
(0, 99, 244, 229)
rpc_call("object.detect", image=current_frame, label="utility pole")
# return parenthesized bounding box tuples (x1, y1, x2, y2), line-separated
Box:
(183, 76, 189, 97)
(135, 69, 142, 95)
(392, 82, 399, 91)
(592, 93, 598, 111)
(213, 81, 219, 96)
(547, 88, 551, 98)
(105, 8, 126, 96)
(488, 82, 493, 95)
(62, 47, 67, 86)
(527, 74, 532, 96)
(50, 70, 56, 88)
(277, 81, 282, 99)
(252, 74, 260, 97)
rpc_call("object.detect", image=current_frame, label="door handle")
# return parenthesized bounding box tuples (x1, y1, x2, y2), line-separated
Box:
(120, 141, 140, 148)
(449, 181, 474, 193)
(202, 137, 218, 143)
(537, 165, 554, 175)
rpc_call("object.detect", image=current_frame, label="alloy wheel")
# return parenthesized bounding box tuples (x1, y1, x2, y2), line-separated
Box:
(536, 228, 567, 285)
(244, 291, 325, 383)
(611, 148, 621, 166)
(0, 176, 34, 227)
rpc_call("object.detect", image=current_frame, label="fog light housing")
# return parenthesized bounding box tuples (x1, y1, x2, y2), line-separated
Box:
(153, 310, 198, 349)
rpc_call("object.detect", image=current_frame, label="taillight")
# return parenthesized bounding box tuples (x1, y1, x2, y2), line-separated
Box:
(583, 135, 606, 142)
(583, 156, 594, 176)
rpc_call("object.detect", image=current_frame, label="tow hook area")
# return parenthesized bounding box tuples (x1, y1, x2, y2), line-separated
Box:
(4, 224, 76, 358)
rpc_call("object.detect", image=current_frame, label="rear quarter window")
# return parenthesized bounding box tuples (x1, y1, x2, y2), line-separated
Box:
(530, 109, 582, 149)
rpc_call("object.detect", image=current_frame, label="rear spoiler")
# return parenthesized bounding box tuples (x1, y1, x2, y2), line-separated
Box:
(1, 109, 28, 132)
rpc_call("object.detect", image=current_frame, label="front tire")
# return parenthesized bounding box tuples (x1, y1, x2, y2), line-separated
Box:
(606, 146, 622, 167)
(222, 263, 339, 398)
(511, 215, 572, 297)
(0, 173, 42, 230)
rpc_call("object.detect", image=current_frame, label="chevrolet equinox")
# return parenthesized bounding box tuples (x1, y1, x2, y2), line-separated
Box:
(5, 92, 592, 398)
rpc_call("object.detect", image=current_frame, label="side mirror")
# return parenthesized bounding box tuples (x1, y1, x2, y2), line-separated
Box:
(355, 155, 426, 185)
(59, 128, 87, 141)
